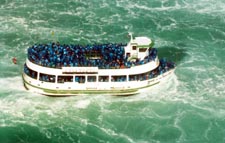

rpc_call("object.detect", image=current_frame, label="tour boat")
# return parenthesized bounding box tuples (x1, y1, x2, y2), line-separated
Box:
(22, 33, 175, 96)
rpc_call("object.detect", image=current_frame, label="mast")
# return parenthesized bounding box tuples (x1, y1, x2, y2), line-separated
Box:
(128, 32, 133, 42)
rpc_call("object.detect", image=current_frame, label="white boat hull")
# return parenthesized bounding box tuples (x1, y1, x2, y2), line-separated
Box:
(23, 69, 174, 96)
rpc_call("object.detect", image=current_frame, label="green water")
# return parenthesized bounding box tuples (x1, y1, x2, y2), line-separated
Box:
(0, 0, 225, 142)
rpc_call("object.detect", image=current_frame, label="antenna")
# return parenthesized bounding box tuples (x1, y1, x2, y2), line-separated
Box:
(128, 32, 133, 41)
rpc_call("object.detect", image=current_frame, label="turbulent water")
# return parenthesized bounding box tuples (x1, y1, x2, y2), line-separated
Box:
(0, 0, 225, 142)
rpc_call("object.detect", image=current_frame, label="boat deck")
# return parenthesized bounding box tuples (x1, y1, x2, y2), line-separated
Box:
(27, 43, 157, 69)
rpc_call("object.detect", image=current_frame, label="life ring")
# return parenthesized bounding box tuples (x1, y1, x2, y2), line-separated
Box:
(12, 57, 17, 64)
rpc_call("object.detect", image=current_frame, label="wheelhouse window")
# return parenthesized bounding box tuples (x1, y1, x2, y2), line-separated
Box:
(75, 76, 85, 83)
(24, 64, 38, 79)
(139, 48, 147, 52)
(87, 76, 96, 82)
(132, 46, 137, 50)
(58, 76, 73, 83)
(40, 73, 55, 83)
(99, 76, 109, 82)
(111, 75, 126, 82)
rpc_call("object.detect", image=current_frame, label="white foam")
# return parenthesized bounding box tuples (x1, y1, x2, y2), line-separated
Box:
(0, 76, 25, 92)
(31, 20, 47, 24)
(74, 99, 91, 109)
(174, 110, 186, 142)
(87, 122, 135, 143)
(58, 11, 74, 16)
(11, 17, 27, 25)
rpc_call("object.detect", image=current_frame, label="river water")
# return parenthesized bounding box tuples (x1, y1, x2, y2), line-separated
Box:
(0, 0, 225, 142)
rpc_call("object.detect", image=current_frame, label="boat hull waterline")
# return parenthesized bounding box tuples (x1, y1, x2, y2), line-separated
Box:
(23, 69, 174, 96)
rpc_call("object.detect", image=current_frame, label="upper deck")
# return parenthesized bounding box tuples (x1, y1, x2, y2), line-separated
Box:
(27, 36, 157, 70)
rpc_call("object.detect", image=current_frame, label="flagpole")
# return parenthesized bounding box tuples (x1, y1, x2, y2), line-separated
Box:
(128, 32, 133, 42)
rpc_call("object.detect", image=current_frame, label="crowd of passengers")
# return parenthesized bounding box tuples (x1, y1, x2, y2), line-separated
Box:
(27, 42, 158, 69)
(24, 58, 175, 83)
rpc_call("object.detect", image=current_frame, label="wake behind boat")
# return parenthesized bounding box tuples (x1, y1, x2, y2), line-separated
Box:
(22, 33, 175, 96)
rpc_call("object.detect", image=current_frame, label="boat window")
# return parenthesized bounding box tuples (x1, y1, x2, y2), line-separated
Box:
(139, 48, 147, 52)
(75, 76, 85, 83)
(58, 76, 73, 83)
(40, 73, 55, 83)
(87, 76, 96, 82)
(99, 76, 109, 82)
(129, 74, 140, 81)
(129, 74, 139, 81)
(139, 73, 148, 81)
(24, 64, 38, 79)
(111, 75, 126, 82)
(126, 53, 130, 57)
(129, 71, 150, 81)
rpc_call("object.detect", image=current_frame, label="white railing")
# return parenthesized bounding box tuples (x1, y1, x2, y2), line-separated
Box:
(26, 57, 159, 76)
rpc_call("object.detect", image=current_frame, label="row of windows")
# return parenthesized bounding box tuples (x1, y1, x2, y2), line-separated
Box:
(26, 72, 157, 83)
(24, 64, 158, 83)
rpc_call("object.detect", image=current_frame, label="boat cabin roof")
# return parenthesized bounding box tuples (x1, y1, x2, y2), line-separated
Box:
(132, 37, 152, 47)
